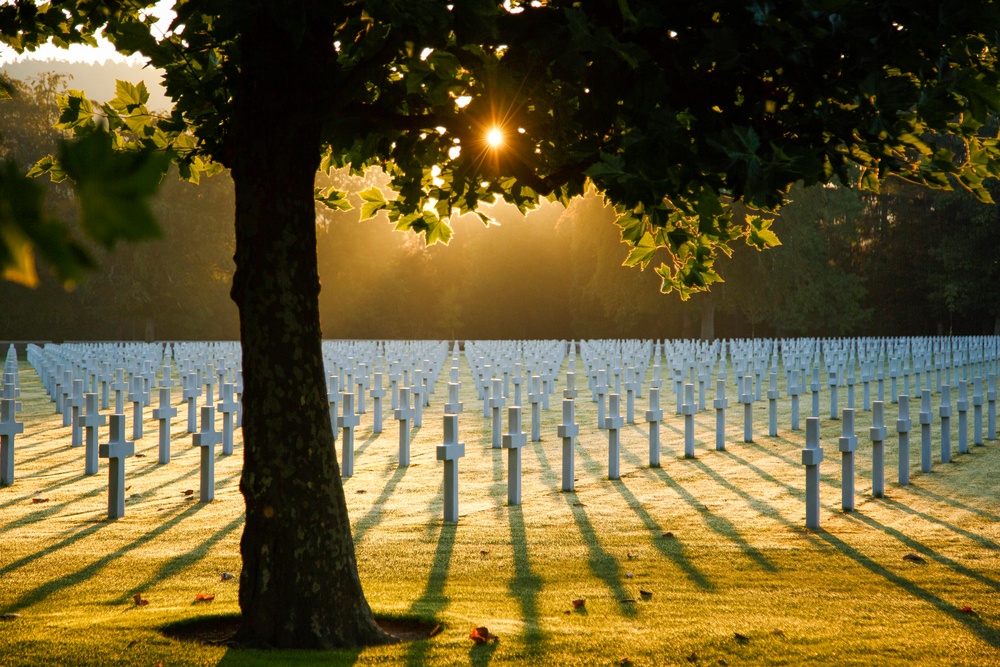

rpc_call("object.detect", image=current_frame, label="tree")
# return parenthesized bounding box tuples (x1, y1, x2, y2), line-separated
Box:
(3, 0, 1000, 649)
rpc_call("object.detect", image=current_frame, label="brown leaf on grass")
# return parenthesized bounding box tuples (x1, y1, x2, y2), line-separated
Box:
(734, 632, 750, 644)
(961, 606, 974, 614)
(572, 502, 586, 507)
(627, 551, 635, 559)
(429, 624, 442, 637)
(686, 653, 698, 663)
(0, 613, 21, 620)
(662, 531, 674, 538)
(480, 550, 489, 556)
(31, 498, 48, 504)
(718, 660, 729, 666)
(133, 594, 149, 607)
(619, 598, 636, 604)
(135, 453, 146, 458)
(572, 598, 586, 609)
(221, 572, 235, 581)
(620, 659, 633, 666)
(125, 485, 132, 491)
(356, 489, 366, 494)
(183, 489, 194, 496)
(639, 589, 653, 599)
(771, 628, 785, 636)
(903, 553, 926, 563)
(469, 626, 497, 644)
(194, 593, 215, 602)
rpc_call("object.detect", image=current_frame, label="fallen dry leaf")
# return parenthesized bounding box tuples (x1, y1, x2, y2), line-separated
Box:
(627, 551, 635, 559)
(772, 628, 785, 636)
(480, 550, 489, 556)
(221, 572, 235, 581)
(734, 632, 750, 644)
(0, 613, 21, 620)
(662, 531, 674, 538)
(125, 485, 132, 491)
(903, 553, 926, 563)
(620, 659, 633, 666)
(718, 660, 729, 666)
(133, 594, 149, 607)
(135, 453, 146, 458)
(625, 572, 633, 578)
(687, 653, 698, 663)
(194, 593, 216, 602)
(639, 589, 653, 599)
(572, 598, 586, 609)
(183, 489, 194, 496)
(620, 598, 636, 604)
(572, 502, 586, 507)
(356, 489, 366, 494)
(31, 498, 48, 504)
(469, 626, 497, 644)
(429, 624, 442, 637)
(961, 606, 974, 614)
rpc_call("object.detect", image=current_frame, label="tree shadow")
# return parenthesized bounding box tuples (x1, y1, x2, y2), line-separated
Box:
(815, 529, 1000, 649)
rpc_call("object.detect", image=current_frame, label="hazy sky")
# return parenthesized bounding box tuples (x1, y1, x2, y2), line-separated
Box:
(0, 1, 172, 109)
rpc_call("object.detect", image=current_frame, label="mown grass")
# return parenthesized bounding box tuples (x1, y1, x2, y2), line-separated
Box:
(2, 356, 1000, 666)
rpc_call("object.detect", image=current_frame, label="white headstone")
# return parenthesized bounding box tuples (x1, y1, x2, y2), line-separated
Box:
(99, 414, 135, 518)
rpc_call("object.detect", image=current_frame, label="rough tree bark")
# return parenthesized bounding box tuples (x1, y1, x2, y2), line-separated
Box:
(226, 8, 392, 649)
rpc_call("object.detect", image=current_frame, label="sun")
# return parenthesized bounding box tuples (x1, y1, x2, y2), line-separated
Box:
(486, 127, 504, 147)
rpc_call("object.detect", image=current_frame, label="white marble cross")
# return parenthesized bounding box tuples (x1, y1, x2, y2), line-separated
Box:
(939, 385, 952, 463)
(489, 378, 505, 450)
(839, 408, 857, 511)
(99, 414, 135, 518)
(80, 392, 106, 475)
(682, 382, 696, 458)
(395, 386, 415, 467)
(606, 393, 624, 479)
(558, 398, 579, 491)
(370, 372, 387, 434)
(192, 406, 221, 503)
(870, 401, 886, 498)
(802, 417, 824, 529)
(436, 413, 465, 522)
(217, 383, 239, 456)
(502, 405, 527, 505)
(646, 387, 663, 467)
(152, 387, 177, 464)
(0, 398, 24, 487)
(338, 391, 360, 478)
(896, 395, 912, 485)
(919, 389, 933, 472)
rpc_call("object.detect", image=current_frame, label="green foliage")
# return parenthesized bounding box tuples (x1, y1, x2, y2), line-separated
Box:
(4, 1, 1000, 296)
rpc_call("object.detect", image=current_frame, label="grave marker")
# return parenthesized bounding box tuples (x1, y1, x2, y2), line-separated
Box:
(714, 378, 728, 451)
(80, 392, 106, 475)
(839, 408, 857, 511)
(395, 387, 414, 467)
(940, 385, 952, 462)
(558, 398, 579, 491)
(338, 392, 360, 478)
(646, 387, 663, 467)
(802, 417, 824, 529)
(192, 406, 221, 503)
(99, 414, 135, 518)
(919, 389, 933, 473)
(0, 398, 24, 486)
(897, 395, 912, 485)
(502, 405, 527, 505)
(870, 401, 886, 498)
(606, 393, 624, 479)
(436, 413, 465, 522)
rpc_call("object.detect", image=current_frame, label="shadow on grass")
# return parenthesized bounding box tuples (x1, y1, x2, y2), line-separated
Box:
(882, 497, 1000, 551)
(352, 465, 407, 546)
(354, 431, 381, 457)
(508, 505, 544, 651)
(904, 482, 1000, 523)
(4, 500, 210, 613)
(112, 512, 247, 605)
(561, 489, 639, 617)
(402, 521, 455, 667)
(815, 528, 1000, 650)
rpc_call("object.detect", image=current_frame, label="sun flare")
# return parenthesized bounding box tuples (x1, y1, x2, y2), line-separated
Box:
(486, 127, 504, 147)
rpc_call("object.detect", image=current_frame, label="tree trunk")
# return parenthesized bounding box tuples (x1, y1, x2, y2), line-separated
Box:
(700, 300, 715, 340)
(226, 9, 391, 649)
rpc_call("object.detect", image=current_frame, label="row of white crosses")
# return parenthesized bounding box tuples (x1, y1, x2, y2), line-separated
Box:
(22, 342, 243, 517)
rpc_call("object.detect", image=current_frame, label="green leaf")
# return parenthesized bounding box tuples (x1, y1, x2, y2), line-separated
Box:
(114, 79, 150, 110)
(358, 187, 388, 220)
(745, 215, 781, 250)
(623, 231, 656, 269)
(425, 218, 453, 246)
(55, 91, 95, 133)
(59, 129, 169, 248)
(315, 187, 353, 211)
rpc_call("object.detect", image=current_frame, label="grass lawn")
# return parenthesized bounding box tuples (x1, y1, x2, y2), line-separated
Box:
(2, 355, 1000, 666)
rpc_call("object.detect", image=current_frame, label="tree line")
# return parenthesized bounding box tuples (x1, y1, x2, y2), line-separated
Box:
(1, 72, 996, 342)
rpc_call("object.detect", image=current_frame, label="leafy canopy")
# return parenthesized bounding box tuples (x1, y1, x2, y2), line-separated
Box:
(3, 0, 1000, 296)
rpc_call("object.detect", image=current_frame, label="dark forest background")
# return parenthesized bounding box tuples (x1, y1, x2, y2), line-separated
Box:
(1, 72, 998, 342)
